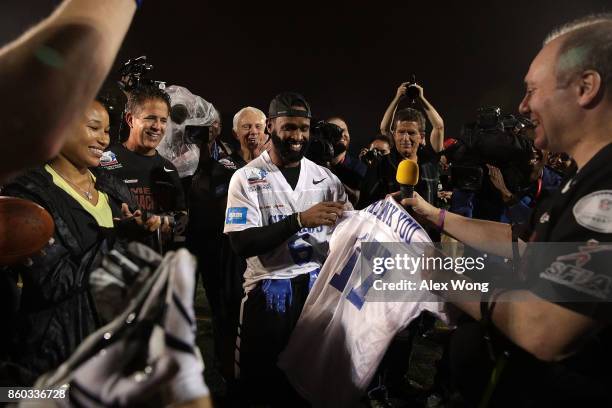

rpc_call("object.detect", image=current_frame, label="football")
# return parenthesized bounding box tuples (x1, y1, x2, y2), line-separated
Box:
(0, 196, 55, 265)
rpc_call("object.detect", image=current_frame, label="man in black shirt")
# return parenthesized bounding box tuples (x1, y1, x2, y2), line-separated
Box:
(358, 107, 442, 209)
(358, 83, 444, 209)
(100, 85, 186, 248)
(327, 116, 367, 206)
(405, 14, 612, 406)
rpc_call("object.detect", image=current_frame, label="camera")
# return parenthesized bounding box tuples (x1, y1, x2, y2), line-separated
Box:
(445, 106, 535, 193)
(305, 121, 344, 166)
(361, 148, 385, 167)
(405, 84, 419, 101)
(168, 104, 211, 145)
(405, 74, 420, 101)
(118, 56, 166, 93)
(183, 124, 211, 145)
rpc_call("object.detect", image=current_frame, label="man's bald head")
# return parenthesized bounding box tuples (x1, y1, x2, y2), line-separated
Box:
(545, 14, 612, 98)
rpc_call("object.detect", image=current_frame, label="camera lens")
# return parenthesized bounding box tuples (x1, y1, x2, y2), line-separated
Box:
(406, 85, 419, 100)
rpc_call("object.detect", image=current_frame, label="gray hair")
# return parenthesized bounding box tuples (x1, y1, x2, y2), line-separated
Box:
(545, 14, 612, 93)
(232, 106, 266, 131)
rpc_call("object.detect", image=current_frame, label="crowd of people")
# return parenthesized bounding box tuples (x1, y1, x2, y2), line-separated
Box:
(1, 1, 612, 407)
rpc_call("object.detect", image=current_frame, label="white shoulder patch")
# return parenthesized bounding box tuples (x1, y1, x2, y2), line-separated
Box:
(573, 190, 612, 233)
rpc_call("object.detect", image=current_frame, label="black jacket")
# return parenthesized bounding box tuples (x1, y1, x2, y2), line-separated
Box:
(1, 167, 135, 385)
(357, 150, 438, 209)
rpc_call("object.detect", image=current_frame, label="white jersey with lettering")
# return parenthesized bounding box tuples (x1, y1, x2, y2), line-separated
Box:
(278, 196, 446, 408)
(223, 151, 349, 292)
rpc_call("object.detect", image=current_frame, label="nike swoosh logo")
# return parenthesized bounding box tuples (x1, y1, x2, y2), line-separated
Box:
(163, 166, 175, 172)
(312, 178, 327, 185)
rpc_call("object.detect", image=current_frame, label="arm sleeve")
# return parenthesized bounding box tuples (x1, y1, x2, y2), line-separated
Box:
(228, 214, 301, 258)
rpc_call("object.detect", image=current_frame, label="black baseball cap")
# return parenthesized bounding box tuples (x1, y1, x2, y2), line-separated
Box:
(268, 92, 312, 119)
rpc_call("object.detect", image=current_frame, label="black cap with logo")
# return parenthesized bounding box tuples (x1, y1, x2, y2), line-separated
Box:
(268, 92, 312, 119)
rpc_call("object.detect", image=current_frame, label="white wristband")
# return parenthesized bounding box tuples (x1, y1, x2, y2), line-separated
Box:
(297, 212, 303, 228)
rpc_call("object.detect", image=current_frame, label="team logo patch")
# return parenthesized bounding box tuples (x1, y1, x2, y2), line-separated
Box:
(540, 212, 550, 224)
(245, 168, 268, 185)
(599, 199, 612, 211)
(100, 151, 119, 167)
(573, 190, 612, 233)
(226, 207, 248, 224)
(540, 243, 612, 299)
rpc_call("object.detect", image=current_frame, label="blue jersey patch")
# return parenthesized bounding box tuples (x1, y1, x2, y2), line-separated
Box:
(226, 207, 248, 224)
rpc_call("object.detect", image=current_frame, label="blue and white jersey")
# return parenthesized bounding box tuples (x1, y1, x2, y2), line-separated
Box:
(223, 151, 350, 292)
(278, 196, 446, 408)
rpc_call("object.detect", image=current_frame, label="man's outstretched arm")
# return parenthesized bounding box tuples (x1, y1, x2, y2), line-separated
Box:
(413, 84, 444, 152)
(402, 191, 514, 258)
(0, 0, 137, 182)
(379, 82, 407, 137)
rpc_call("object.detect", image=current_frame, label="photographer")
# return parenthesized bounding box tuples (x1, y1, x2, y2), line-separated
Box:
(359, 134, 392, 166)
(0, 0, 137, 182)
(358, 106, 441, 209)
(444, 108, 536, 222)
(327, 117, 367, 205)
(487, 149, 562, 225)
(384, 83, 445, 203)
(100, 85, 186, 251)
(380, 82, 445, 153)
(357, 83, 444, 209)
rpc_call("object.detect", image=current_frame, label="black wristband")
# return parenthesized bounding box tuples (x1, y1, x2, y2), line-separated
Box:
(289, 213, 302, 232)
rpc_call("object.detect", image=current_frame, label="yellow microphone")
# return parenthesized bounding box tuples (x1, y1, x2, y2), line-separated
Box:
(396, 159, 419, 199)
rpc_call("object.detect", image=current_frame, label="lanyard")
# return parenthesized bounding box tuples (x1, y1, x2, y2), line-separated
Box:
(534, 175, 543, 201)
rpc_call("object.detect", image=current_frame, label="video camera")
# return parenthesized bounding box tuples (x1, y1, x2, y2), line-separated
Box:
(168, 104, 210, 145)
(305, 121, 344, 166)
(115, 56, 167, 142)
(118, 56, 166, 93)
(445, 107, 535, 193)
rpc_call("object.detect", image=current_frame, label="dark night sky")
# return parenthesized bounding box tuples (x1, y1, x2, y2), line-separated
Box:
(2, 0, 611, 152)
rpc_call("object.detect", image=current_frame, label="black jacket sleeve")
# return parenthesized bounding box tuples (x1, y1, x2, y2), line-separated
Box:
(228, 213, 301, 258)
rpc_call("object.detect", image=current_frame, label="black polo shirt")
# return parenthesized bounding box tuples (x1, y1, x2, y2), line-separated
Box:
(522, 142, 612, 320)
(510, 143, 612, 404)
(99, 144, 186, 213)
(357, 150, 434, 209)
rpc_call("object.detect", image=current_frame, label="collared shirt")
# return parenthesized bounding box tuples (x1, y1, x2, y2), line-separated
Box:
(523, 142, 612, 320)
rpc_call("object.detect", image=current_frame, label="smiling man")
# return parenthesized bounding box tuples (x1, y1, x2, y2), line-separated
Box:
(100, 85, 186, 219)
(358, 108, 434, 209)
(403, 14, 612, 407)
(224, 92, 350, 405)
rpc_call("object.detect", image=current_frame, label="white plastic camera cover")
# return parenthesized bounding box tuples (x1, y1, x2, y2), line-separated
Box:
(156, 85, 218, 178)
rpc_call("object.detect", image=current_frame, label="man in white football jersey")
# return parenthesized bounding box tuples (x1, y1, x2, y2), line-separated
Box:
(224, 92, 350, 405)
(279, 196, 446, 407)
